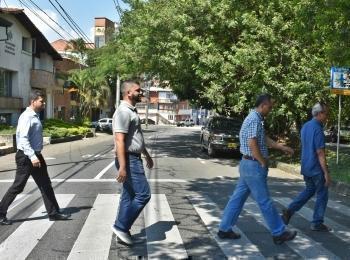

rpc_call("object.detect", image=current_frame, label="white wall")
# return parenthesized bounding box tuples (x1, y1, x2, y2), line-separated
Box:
(0, 13, 57, 123)
(0, 13, 32, 110)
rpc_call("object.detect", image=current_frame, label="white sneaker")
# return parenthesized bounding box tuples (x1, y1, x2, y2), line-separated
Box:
(111, 225, 132, 245)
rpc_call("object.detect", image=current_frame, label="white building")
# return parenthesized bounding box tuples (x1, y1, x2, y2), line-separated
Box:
(0, 8, 61, 125)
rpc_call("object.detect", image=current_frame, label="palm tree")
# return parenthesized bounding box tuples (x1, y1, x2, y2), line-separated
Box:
(65, 38, 88, 69)
(69, 68, 111, 120)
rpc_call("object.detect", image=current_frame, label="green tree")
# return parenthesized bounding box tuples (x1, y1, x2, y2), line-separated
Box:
(69, 68, 111, 120)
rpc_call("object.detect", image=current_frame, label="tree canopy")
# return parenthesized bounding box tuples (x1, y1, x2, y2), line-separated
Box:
(90, 0, 350, 135)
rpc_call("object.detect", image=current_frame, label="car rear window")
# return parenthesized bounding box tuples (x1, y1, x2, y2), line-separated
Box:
(212, 118, 241, 131)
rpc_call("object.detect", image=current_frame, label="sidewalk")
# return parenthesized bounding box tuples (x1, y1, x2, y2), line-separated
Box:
(272, 160, 350, 196)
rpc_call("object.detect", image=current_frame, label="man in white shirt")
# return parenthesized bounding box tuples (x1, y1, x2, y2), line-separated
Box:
(0, 90, 70, 225)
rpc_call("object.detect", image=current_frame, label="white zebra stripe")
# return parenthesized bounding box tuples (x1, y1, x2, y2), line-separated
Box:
(275, 197, 350, 243)
(188, 195, 265, 259)
(244, 200, 340, 259)
(0, 194, 75, 260)
(67, 194, 120, 260)
(144, 194, 188, 259)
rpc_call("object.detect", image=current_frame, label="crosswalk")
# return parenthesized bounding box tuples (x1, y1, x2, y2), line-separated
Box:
(0, 193, 349, 259)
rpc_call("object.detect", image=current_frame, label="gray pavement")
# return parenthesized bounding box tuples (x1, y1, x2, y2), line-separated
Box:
(0, 126, 349, 259)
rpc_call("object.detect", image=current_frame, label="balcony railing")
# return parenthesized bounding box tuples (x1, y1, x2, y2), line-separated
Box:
(0, 96, 22, 109)
(30, 69, 55, 89)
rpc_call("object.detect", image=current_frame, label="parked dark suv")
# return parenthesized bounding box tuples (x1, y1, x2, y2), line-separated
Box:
(200, 116, 242, 157)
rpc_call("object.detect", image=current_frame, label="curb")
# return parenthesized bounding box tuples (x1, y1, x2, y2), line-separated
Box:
(273, 160, 350, 196)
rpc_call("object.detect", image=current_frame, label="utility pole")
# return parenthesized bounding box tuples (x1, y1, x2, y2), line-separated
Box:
(116, 74, 120, 109)
(145, 80, 150, 129)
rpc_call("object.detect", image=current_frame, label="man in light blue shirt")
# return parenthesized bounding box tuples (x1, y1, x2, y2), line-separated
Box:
(0, 90, 70, 225)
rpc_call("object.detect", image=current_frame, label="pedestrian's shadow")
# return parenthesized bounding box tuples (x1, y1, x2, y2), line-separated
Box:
(10, 206, 92, 223)
(134, 220, 180, 242)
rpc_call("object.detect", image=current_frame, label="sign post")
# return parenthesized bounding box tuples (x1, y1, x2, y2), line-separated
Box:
(330, 67, 350, 165)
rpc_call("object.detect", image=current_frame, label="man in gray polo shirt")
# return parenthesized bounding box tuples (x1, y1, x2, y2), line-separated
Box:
(111, 80, 153, 245)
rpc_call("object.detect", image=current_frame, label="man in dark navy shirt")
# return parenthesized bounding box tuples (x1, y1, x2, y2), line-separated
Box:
(282, 102, 331, 232)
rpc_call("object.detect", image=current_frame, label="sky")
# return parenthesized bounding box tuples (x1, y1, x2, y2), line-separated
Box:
(0, 0, 128, 43)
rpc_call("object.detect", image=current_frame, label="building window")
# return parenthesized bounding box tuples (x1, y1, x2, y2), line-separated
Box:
(94, 35, 105, 48)
(70, 91, 79, 102)
(168, 115, 173, 120)
(0, 69, 12, 97)
(22, 37, 31, 52)
(0, 114, 11, 125)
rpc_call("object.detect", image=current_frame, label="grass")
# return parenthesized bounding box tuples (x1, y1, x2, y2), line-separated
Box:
(0, 125, 16, 135)
(270, 146, 350, 185)
(327, 150, 350, 184)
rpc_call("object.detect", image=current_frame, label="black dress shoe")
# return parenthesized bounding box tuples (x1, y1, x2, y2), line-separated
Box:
(217, 230, 241, 239)
(311, 223, 332, 232)
(273, 230, 297, 245)
(49, 212, 71, 221)
(282, 209, 293, 225)
(0, 216, 12, 225)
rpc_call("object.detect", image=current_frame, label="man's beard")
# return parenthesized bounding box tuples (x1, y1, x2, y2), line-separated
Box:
(133, 94, 142, 103)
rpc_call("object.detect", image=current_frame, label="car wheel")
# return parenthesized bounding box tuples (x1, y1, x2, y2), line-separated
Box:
(208, 142, 216, 157)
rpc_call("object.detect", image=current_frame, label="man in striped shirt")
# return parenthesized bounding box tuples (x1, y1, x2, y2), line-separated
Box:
(218, 94, 297, 245)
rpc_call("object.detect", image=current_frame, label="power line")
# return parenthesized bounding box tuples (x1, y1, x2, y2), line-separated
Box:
(52, 0, 92, 43)
(47, 0, 90, 42)
(3, 0, 9, 8)
(26, 0, 76, 39)
(18, 0, 68, 40)
(112, 0, 121, 21)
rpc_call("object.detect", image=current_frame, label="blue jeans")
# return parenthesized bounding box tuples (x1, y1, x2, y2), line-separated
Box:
(219, 159, 285, 236)
(288, 173, 328, 225)
(114, 154, 151, 232)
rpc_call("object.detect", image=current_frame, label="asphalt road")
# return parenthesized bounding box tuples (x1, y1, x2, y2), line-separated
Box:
(0, 125, 349, 259)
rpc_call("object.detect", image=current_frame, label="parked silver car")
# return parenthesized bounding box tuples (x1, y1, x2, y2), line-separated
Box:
(92, 118, 113, 132)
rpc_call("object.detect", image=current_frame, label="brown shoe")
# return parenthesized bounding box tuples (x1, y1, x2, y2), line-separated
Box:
(273, 230, 297, 245)
(282, 209, 293, 225)
(310, 223, 332, 232)
(217, 230, 241, 239)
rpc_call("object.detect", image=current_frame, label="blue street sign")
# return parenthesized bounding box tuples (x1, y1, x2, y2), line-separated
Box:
(330, 67, 350, 89)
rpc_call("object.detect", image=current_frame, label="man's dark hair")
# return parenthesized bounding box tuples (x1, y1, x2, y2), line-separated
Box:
(121, 80, 140, 96)
(29, 90, 44, 102)
(255, 94, 272, 107)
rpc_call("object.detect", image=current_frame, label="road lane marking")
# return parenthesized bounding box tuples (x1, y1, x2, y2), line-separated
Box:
(67, 194, 120, 260)
(45, 157, 56, 160)
(189, 195, 264, 259)
(0, 194, 75, 260)
(0, 178, 188, 183)
(144, 194, 188, 259)
(94, 154, 102, 158)
(0, 194, 30, 213)
(324, 200, 350, 218)
(276, 197, 350, 243)
(82, 154, 93, 158)
(197, 157, 206, 164)
(245, 200, 340, 259)
(94, 161, 115, 179)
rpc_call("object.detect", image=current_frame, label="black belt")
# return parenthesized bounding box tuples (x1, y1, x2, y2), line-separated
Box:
(242, 155, 257, 161)
(17, 149, 41, 154)
(127, 152, 141, 158)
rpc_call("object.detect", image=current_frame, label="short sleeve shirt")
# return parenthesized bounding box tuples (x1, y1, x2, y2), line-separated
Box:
(112, 101, 145, 154)
(301, 119, 325, 176)
(239, 110, 268, 158)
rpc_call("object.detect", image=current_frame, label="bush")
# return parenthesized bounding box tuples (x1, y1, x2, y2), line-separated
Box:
(43, 119, 90, 139)
(0, 124, 16, 134)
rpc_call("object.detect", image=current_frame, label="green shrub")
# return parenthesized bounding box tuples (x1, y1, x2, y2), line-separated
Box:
(0, 124, 16, 134)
